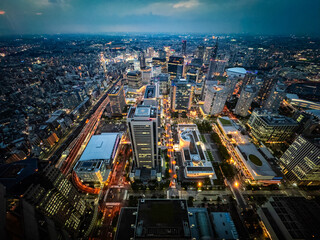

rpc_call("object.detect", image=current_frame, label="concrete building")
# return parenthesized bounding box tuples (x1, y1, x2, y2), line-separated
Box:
(143, 85, 158, 106)
(127, 105, 158, 169)
(116, 199, 192, 240)
(248, 110, 298, 143)
(177, 124, 216, 179)
(23, 165, 88, 236)
(234, 84, 257, 117)
(218, 117, 279, 184)
(154, 73, 170, 96)
(171, 78, 193, 112)
(263, 80, 286, 111)
(74, 133, 120, 185)
(107, 85, 126, 116)
(258, 196, 320, 240)
(210, 212, 239, 240)
(127, 70, 142, 91)
(279, 136, 320, 185)
(168, 56, 184, 80)
(202, 85, 228, 115)
(225, 67, 247, 98)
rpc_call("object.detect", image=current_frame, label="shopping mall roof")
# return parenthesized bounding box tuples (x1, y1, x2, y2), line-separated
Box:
(79, 133, 120, 163)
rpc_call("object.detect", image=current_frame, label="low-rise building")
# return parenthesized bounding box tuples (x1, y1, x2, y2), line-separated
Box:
(177, 124, 216, 179)
(74, 133, 120, 185)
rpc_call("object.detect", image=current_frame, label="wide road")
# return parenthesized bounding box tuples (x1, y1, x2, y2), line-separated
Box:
(59, 77, 122, 175)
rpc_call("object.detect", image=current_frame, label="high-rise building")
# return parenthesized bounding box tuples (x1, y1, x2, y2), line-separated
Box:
(127, 105, 158, 169)
(158, 49, 166, 59)
(171, 78, 193, 112)
(195, 45, 205, 61)
(279, 136, 320, 185)
(225, 67, 247, 99)
(202, 85, 228, 115)
(1, 184, 70, 240)
(139, 51, 146, 70)
(181, 40, 187, 56)
(23, 165, 89, 236)
(143, 85, 158, 106)
(186, 68, 198, 83)
(248, 109, 298, 143)
(141, 67, 152, 85)
(127, 70, 142, 90)
(154, 73, 170, 96)
(107, 85, 126, 116)
(152, 57, 167, 73)
(168, 56, 184, 80)
(203, 47, 213, 64)
(234, 85, 257, 117)
(263, 80, 286, 111)
(207, 39, 218, 79)
(256, 75, 277, 105)
(258, 196, 320, 240)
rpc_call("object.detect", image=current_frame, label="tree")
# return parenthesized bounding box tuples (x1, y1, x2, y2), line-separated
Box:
(187, 197, 194, 207)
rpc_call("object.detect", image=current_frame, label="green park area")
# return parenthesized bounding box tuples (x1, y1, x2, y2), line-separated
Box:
(219, 118, 232, 126)
(249, 154, 263, 166)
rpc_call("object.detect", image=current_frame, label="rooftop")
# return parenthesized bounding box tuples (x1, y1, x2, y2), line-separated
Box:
(144, 85, 156, 99)
(135, 199, 191, 239)
(226, 67, 247, 75)
(236, 143, 276, 179)
(79, 133, 120, 163)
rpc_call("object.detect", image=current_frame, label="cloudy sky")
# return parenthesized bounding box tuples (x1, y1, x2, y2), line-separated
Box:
(0, 0, 319, 35)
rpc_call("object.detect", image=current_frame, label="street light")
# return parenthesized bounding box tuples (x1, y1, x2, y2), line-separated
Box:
(234, 181, 239, 188)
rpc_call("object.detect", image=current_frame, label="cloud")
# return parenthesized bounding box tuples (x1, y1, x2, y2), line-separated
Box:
(173, 0, 200, 9)
(133, 0, 201, 16)
(0, 10, 5, 15)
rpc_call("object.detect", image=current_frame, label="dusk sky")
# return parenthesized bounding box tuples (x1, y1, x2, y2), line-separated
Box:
(0, 0, 320, 36)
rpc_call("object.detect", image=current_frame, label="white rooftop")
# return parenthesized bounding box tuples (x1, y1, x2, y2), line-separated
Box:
(226, 67, 247, 75)
(79, 133, 120, 163)
(236, 143, 276, 179)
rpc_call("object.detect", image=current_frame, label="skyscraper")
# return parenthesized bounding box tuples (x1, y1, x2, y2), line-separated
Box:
(171, 78, 194, 112)
(234, 85, 257, 117)
(279, 136, 320, 186)
(263, 80, 286, 111)
(23, 165, 89, 236)
(107, 85, 126, 116)
(181, 40, 187, 56)
(127, 70, 142, 90)
(127, 105, 159, 169)
(207, 39, 218, 79)
(158, 49, 166, 59)
(225, 67, 247, 99)
(195, 45, 205, 61)
(139, 51, 146, 70)
(168, 56, 184, 80)
(248, 109, 298, 143)
(202, 85, 228, 115)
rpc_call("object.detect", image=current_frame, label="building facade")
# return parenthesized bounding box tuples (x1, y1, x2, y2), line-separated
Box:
(127, 105, 158, 169)
(279, 136, 320, 185)
(171, 78, 194, 112)
(168, 56, 184, 80)
(202, 85, 228, 115)
(248, 110, 298, 143)
(107, 85, 126, 116)
(234, 85, 257, 117)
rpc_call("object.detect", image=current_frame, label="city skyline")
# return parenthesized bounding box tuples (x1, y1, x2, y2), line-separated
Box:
(0, 0, 320, 36)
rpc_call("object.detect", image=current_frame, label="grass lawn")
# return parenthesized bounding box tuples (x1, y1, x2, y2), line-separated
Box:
(207, 150, 214, 161)
(249, 154, 263, 166)
(219, 118, 232, 126)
